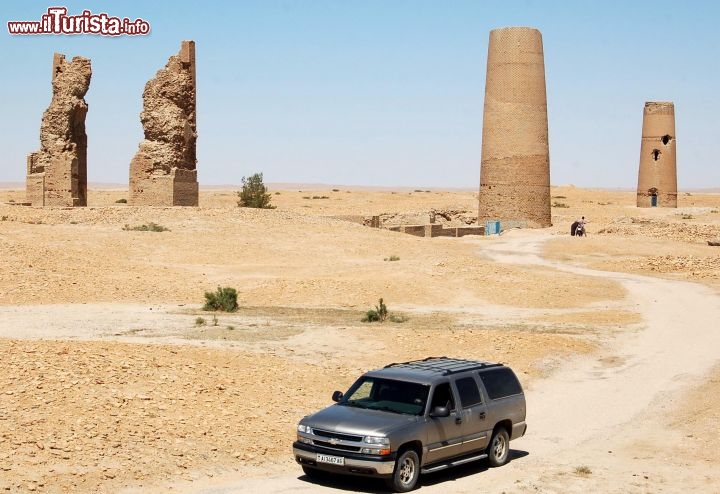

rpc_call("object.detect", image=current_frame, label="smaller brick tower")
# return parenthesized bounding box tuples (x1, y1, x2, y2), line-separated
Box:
(637, 102, 677, 208)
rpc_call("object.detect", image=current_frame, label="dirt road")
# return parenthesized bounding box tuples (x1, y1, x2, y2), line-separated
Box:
(172, 230, 720, 493)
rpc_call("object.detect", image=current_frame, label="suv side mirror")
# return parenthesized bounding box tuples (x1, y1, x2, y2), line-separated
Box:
(332, 390, 344, 402)
(430, 406, 450, 418)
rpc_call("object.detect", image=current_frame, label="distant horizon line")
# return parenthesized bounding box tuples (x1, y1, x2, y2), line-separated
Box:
(0, 182, 718, 194)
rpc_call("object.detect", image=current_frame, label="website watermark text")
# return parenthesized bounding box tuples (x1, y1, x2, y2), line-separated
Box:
(8, 7, 150, 36)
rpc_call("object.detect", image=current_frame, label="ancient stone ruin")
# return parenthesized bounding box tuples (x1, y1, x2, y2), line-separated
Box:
(637, 102, 677, 208)
(477, 27, 551, 228)
(129, 41, 198, 206)
(26, 53, 92, 207)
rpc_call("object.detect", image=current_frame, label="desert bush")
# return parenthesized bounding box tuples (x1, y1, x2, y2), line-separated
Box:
(203, 286, 238, 312)
(552, 201, 570, 208)
(123, 222, 169, 232)
(574, 465, 592, 476)
(362, 298, 388, 323)
(212, 314, 219, 326)
(237, 173, 275, 209)
(384, 255, 400, 261)
(195, 317, 206, 327)
(115, 198, 127, 203)
(389, 314, 408, 323)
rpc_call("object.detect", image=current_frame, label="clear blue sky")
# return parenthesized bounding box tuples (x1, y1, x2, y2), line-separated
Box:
(1, 1, 718, 189)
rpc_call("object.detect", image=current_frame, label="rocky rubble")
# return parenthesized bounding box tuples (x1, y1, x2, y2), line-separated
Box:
(0, 339, 325, 492)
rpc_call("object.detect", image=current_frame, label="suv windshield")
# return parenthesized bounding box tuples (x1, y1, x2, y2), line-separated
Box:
(341, 377, 429, 416)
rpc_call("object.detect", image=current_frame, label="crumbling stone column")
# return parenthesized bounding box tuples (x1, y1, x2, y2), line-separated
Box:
(129, 41, 198, 206)
(637, 102, 677, 208)
(26, 53, 91, 207)
(478, 27, 551, 228)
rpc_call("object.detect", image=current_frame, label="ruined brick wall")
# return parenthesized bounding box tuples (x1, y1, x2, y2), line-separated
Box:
(130, 41, 198, 206)
(478, 27, 551, 228)
(637, 102, 677, 208)
(26, 53, 91, 207)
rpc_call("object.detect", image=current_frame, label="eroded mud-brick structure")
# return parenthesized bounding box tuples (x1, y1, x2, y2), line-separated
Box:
(637, 102, 677, 208)
(129, 41, 198, 206)
(478, 27, 551, 228)
(26, 53, 92, 207)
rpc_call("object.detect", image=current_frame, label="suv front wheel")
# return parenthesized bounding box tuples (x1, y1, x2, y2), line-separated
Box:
(386, 449, 419, 492)
(487, 428, 510, 467)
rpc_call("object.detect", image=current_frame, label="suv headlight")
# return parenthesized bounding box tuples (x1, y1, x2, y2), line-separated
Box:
(296, 424, 313, 444)
(361, 436, 391, 455)
(363, 436, 389, 446)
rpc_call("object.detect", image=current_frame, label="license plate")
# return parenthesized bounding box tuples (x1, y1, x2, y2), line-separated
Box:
(317, 453, 345, 466)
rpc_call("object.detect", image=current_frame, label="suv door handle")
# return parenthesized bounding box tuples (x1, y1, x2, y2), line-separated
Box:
(479, 412, 486, 420)
(455, 416, 463, 424)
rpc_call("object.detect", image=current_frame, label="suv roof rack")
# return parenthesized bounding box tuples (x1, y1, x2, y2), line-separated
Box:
(383, 356, 501, 376)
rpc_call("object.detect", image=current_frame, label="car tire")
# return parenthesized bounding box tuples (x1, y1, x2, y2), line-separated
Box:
(386, 449, 420, 492)
(486, 427, 510, 467)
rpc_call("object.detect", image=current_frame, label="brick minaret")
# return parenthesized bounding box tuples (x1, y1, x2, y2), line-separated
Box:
(478, 27, 551, 228)
(26, 53, 91, 207)
(129, 40, 198, 206)
(637, 102, 677, 208)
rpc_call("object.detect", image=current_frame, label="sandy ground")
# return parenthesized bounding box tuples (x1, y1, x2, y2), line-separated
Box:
(1, 185, 719, 493)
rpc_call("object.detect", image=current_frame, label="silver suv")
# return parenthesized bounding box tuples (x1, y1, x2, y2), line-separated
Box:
(293, 357, 527, 492)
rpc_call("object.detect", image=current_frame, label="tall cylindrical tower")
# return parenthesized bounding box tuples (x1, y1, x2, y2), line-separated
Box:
(637, 102, 677, 208)
(478, 27, 551, 228)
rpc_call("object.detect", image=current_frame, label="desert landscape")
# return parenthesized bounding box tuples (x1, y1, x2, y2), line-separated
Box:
(1, 184, 720, 493)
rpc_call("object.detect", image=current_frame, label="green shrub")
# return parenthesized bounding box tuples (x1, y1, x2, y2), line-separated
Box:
(384, 255, 400, 262)
(203, 286, 238, 312)
(389, 314, 408, 323)
(115, 198, 128, 203)
(237, 173, 275, 209)
(362, 298, 388, 323)
(195, 317, 206, 327)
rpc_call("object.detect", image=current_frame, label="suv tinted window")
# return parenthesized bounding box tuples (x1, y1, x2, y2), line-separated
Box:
(455, 377, 482, 408)
(479, 367, 522, 400)
(429, 382, 455, 411)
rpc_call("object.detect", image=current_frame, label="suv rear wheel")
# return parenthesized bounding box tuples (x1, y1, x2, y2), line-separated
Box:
(386, 449, 419, 492)
(487, 428, 509, 467)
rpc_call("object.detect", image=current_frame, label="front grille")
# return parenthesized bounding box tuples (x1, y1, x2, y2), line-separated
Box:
(312, 429, 363, 442)
(314, 441, 362, 452)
